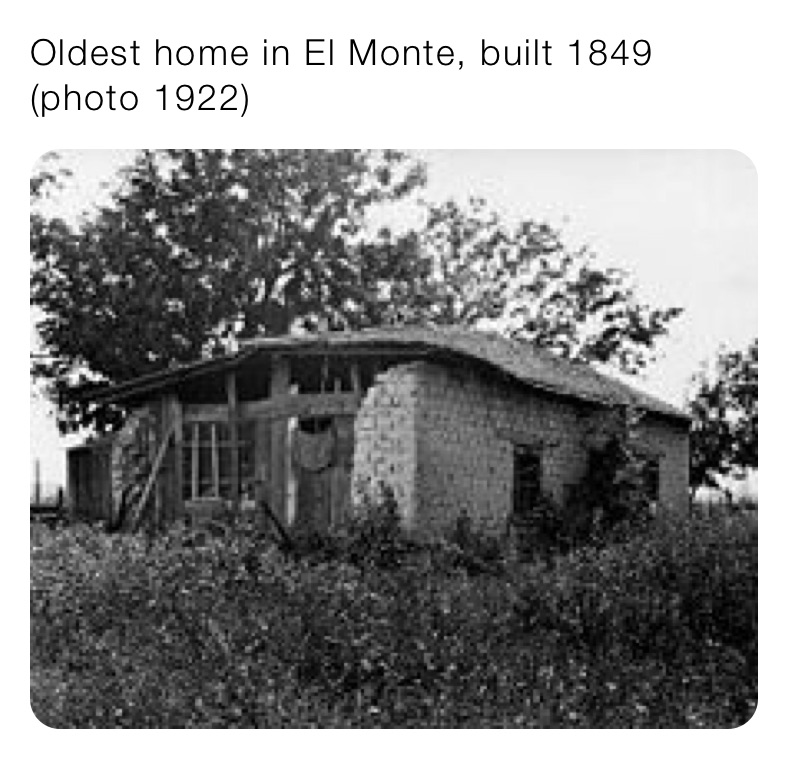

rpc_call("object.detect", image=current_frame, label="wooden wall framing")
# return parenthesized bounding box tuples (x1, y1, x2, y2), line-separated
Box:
(67, 355, 368, 533)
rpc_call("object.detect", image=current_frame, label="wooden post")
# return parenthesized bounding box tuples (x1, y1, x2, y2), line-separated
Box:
(163, 394, 184, 521)
(211, 424, 219, 498)
(191, 422, 199, 500)
(226, 370, 240, 508)
(269, 355, 290, 526)
(66, 450, 78, 519)
(350, 361, 361, 397)
(254, 417, 271, 531)
(34, 459, 41, 508)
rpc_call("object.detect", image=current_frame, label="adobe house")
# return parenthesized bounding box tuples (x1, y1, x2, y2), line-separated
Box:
(66, 327, 690, 538)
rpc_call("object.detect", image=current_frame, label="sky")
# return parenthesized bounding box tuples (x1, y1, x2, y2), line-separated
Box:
(29, 149, 757, 488)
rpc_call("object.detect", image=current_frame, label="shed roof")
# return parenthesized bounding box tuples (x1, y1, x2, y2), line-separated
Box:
(83, 325, 690, 424)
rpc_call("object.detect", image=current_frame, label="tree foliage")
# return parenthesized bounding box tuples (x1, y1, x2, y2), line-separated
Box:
(31, 149, 427, 431)
(688, 340, 758, 494)
(31, 156, 683, 434)
(396, 198, 682, 374)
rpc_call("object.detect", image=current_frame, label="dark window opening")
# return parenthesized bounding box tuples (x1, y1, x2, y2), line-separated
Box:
(512, 447, 542, 520)
(297, 415, 333, 434)
(178, 373, 228, 405)
(235, 358, 271, 402)
(642, 457, 660, 502)
(290, 355, 353, 394)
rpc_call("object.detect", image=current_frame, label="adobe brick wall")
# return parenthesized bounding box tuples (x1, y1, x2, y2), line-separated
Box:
(635, 415, 691, 511)
(352, 361, 690, 539)
(351, 364, 420, 528)
(413, 362, 589, 537)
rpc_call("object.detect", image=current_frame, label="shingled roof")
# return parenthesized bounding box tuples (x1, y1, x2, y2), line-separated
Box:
(85, 325, 690, 424)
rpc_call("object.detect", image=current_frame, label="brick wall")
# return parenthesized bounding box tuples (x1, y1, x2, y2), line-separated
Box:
(413, 362, 589, 537)
(352, 361, 690, 538)
(351, 364, 420, 528)
(635, 415, 691, 511)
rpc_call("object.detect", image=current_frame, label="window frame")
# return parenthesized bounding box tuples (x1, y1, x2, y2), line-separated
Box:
(182, 420, 256, 502)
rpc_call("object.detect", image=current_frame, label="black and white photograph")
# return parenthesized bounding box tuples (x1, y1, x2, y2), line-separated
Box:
(29, 149, 757, 728)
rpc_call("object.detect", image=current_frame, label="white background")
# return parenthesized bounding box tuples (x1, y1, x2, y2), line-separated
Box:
(11, 0, 781, 749)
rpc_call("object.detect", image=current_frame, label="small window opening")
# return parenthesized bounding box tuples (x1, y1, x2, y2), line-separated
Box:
(297, 416, 333, 434)
(512, 446, 542, 520)
(642, 457, 660, 502)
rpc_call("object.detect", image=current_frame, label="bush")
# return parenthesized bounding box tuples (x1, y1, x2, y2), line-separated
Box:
(341, 481, 412, 568)
(508, 491, 564, 558)
(507, 509, 757, 724)
(510, 434, 657, 560)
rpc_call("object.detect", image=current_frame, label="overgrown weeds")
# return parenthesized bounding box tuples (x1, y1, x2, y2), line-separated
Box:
(30, 507, 756, 728)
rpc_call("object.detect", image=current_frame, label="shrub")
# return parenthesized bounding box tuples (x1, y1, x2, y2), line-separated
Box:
(511, 510, 757, 660)
(342, 481, 411, 568)
(514, 434, 656, 558)
(508, 491, 564, 558)
(444, 512, 507, 574)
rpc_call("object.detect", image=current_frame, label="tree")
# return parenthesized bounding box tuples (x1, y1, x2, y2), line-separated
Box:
(30, 152, 72, 199)
(32, 158, 685, 436)
(31, 149, 427, 432)
(688, 339, 758, 496)
(395, 198, 683, 375)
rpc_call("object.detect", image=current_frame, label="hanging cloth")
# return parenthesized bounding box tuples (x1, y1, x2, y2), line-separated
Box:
(292, 420, 336, 473)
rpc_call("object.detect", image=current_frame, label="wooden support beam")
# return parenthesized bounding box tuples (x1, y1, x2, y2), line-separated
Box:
(191, 421, 199, 500)
(164, 394, 184, 521)
(183, 405, 230, 423)
(226, 370, 240, 507)
(269, 355, 290, 526)
(350, 361, 361, 396)
(211, 424, 219, 498)
(66, 450, 78, 518)
(183, 392, 361, 425)
(34, 459, 41, 509)
(253, 363, 272, 533)
(260, 496, 293, 550)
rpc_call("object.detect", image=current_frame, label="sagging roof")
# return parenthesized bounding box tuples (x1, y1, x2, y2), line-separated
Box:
(83, 325, 690, 424)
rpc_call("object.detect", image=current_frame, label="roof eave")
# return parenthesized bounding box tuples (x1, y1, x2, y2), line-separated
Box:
(75, 332, 692, 426)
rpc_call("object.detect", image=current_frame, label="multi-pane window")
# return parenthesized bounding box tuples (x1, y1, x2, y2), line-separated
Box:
(182, 421, 256, 501)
